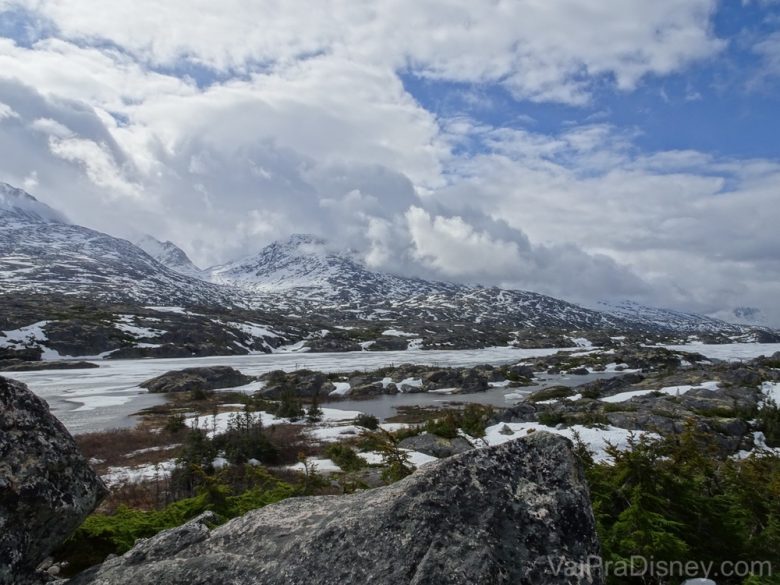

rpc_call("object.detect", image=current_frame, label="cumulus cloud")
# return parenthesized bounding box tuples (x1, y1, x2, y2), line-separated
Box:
(0, 0, 779, 324)
(3, 0, 722, 104)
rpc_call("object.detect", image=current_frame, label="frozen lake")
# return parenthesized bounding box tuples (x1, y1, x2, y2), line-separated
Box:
(7, 346, 566, 434)
(8, 342, 780, 434)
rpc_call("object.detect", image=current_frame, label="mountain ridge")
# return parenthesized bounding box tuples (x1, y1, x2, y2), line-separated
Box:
(0, 184, 774, 349)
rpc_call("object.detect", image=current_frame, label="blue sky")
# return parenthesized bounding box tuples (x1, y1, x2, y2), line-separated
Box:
(0, 0, 779, 324)
(403, 1, 780, 161)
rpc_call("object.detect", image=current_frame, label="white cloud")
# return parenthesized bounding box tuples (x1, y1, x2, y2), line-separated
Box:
(0, 100, 18, 120)
(3, 0, 723, 104)
(0, 1, 779, 324)
(406, 206, 529, 277)
(753, 31, 780, 78)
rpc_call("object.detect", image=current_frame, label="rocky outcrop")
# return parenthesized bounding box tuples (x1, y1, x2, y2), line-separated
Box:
(0, 360, 99, 372)
(69, 432, 601, 585)
(397, 431, 474, 458)
(140, 366, 253, 393)
(258, 369, 334, 399)
(0, 376, 106, 585)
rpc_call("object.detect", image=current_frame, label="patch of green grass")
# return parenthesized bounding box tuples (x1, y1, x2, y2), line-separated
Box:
(55, 467, 295, 576)
(527, 386, 575, 403)
(537, 410, 567, 427)
(325, 443, 366, 472)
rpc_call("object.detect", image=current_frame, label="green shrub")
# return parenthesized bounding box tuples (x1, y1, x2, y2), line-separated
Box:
(164, 413, 187, 433)
(537, 410, 566, 427)
(306, 394, 323, 423)
(190, 387, 213, 401)
(275, 390, 304, 420)
(527, 386, 574, 403)
(460, 404, 493, 438)
(325, 443, 366, 472)
(757, 397, 780, 448)
(55, 467, 295, 576)
(579, 425, 780, 585)
(425, 413, 459, 439)
(212, 411, 278, 465)
(354, 413, 379, 430)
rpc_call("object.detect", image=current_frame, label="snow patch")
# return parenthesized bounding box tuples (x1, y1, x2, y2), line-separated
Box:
(483, 423, 659, 463)
(601, 381, 719, 403)
(329, 382, 351, 396)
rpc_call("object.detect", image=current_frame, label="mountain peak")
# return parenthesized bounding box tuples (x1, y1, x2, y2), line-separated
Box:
(135, 234, 203, 278)
(0, 183, 68, 224)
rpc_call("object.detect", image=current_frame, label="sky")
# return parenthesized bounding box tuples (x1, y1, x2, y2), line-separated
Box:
(0, 0, 779, 324)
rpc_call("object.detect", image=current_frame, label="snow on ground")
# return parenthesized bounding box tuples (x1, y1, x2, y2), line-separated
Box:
(187, 410, 288, 437)
(329, 382, 351, 396)
(399, 377, 423, 390)
(228, 321, 280, 339)
(569, 337, 593, 348)
(489, 380, 512, 388)
(379, 422, 415, 433)
(216, 380, 266, 394)
(761, 381, 780, 405)
(0, 320, 61, 359)
(144, 306, 201, 316)
(483, 423, 659, 463)
(187, 406, 365, 439)
(600, 381, 719, 403)
(587, 363, 640, 374)
(663, 343, 780, 361)
(0, 320, 50, 345)
(357, 451, 384, 465)
(404, 449, 438, 467)
(306, 424, 363, 443)
(428, 387, 458, 394)
(320, 407, 364, 421)
(382, 329, 417, 337)
(115, 315, 165, 339)
(734, 432, 780, 460)
(102, 459, 177, 487)
(124, 444, 181, 458)
(286, 457, 342, 473)
(504, 391, 528, 401)
(356, 449, 437, 468)
(275, 340, 310, 353)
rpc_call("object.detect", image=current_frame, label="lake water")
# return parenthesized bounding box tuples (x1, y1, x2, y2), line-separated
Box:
(8, 342, 779, 434)
(7, 346, 566, 434)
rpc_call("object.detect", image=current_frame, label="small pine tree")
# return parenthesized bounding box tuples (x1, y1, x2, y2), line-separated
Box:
(306, 393, 323, 423)
(276, 390, 304, 420)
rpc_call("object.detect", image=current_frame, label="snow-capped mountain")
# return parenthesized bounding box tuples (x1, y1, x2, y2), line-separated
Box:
(208, 234, 461, 300)
(707, 306, 770, 327)
(0, 183, 68, 223)
(0, 184, 235, 306)
(594, 300, 747, 335)
(135, 235, 203, 278)
(202, 235, 665, 332)
(0, 184, 770, 341)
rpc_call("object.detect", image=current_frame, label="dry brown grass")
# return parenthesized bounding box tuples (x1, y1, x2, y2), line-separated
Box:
(76, 427, 184, 469)
(265, 423, 317, 464)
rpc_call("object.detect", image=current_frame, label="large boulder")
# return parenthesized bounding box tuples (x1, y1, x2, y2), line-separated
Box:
(69, 432, 601, 585)
(0, 376, 106, 585)
(140, 366, 253, 393)
(258, 369, 334, 399)
(398, 431, 474, 458)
